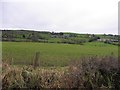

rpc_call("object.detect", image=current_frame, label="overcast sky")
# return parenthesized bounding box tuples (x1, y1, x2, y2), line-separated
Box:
(0, 0, 119, 34)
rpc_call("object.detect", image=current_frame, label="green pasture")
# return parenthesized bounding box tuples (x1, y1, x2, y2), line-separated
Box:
(2, 42, 118, 66)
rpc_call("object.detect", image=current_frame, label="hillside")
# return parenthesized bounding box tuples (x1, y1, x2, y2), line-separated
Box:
(1, 30, 119, 45)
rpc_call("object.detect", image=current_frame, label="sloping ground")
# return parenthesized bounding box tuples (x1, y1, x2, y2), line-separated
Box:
(2, 42, 118, 66)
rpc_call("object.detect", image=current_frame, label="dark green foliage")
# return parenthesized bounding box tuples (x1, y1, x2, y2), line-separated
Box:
(104, 40, 111, 44)
(88, 35, 98, 42)
(22, 34, 26, 38)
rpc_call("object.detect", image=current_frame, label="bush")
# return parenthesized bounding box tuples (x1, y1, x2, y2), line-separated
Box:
(2, 55, 120, 89)
(88, 37, 98, 42)
(67, 55, 119, 88)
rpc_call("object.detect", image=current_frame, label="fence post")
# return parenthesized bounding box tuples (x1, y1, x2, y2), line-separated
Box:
(33, 52, 40, 69)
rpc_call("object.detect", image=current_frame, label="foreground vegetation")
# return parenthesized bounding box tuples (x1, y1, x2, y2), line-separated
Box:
(1, 30, 119, 89)
(2, 55, 120, 89)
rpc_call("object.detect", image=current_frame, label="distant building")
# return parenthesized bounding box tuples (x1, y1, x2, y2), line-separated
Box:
(62, 34, 70, 38)
(97, 39, 106, 42)
(51, 33, 70, 38)
(97, 38, 118, 42)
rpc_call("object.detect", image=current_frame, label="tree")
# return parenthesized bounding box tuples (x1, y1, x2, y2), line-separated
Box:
(22, 34, 26, 38)
(88, 36, 98, 42)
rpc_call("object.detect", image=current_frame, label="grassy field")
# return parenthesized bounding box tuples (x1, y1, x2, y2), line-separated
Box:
(2, 41, 120, 89)
(2, 41, 118, 66)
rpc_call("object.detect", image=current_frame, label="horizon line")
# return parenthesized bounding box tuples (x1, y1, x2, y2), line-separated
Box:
(0, 28, 118, 35)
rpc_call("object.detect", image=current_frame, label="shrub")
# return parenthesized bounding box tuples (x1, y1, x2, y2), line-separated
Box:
(67, 55, 119, 88)
(2, 55, 120, 89)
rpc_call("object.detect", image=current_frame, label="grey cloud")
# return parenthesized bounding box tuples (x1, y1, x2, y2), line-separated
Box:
(0, 0, 118, 34)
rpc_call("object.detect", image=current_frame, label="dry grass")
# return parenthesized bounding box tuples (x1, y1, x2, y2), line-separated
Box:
(2, 55, 120, 89)
(67, 55, 119, 88)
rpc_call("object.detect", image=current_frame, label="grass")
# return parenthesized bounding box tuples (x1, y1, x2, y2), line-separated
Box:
(2, 41, 118, 66)
(2, 55, 120, 89)
(2, 41, 119, 89)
